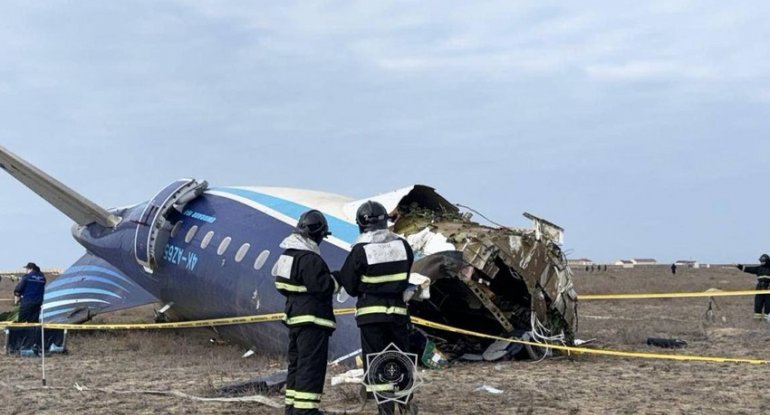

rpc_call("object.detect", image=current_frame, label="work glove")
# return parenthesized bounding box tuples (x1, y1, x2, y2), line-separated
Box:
(403, 286, 417, 303)
(14, 296, 20, 305)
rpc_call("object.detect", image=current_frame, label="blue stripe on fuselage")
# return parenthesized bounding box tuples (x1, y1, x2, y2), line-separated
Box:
(213, 187, 359, 244)
(48, 265, 135, 289)
(45, 287, 123, 301)
(46, 275, 128, 293)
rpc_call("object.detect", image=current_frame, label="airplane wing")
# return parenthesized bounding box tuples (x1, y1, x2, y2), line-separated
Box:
(42, 253, 159, 323)
(0, 144, 119, 227)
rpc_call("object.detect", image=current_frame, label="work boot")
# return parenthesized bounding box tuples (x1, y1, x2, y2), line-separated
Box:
(754, 313, 764, 320)
(398, 402, 418, 415)
(401, 402, 418, 415)
(358, 384, 374, 403)
(377, 402, 396, 415)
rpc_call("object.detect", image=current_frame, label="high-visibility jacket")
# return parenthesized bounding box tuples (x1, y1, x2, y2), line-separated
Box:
(338, 232, 414, 326)
(273, 245, 337, 331)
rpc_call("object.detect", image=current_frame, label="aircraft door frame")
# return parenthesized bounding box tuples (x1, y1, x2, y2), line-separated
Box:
(134, 178, 208, 272)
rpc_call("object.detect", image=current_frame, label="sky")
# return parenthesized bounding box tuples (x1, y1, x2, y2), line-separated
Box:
(1, 1, 769, 270)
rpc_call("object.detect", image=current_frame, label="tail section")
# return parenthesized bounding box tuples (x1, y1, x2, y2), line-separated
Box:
(43, 253, 158, 323)
(0, 145, 119, 227)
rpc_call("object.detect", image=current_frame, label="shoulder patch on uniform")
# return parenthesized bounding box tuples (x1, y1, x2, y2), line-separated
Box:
(271, 254, 294, 279)
(363, 240, 407, 265)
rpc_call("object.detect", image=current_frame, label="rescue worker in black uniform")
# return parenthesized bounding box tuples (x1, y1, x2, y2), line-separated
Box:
(14, 262, 46, 322)
(273, 210, 338, 415)
(737, 253, 770, 320)
(337, 201, 416, 415)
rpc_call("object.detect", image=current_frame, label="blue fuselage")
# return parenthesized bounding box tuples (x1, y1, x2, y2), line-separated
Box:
(73, 187, 361, 358)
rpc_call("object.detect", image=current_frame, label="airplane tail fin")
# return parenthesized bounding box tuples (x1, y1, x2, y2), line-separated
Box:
(43, 253, 159, 323)
(0, 145, 120, 227)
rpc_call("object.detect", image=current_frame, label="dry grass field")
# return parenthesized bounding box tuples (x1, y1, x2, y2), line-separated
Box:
(1, 265, 769, 415)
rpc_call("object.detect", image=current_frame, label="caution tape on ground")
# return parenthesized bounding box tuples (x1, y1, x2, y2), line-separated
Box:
(409, 317, 770, 365)
(1, 306, 767, 365)
(0, 308, 357, 330)
(578, 289, 770, 300)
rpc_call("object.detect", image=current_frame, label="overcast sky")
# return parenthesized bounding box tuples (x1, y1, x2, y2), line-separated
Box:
(1, 1, 769, 270)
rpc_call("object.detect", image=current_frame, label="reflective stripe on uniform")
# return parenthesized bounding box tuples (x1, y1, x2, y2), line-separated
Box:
(285, 397, 294, 405)
(366, 383, 395, 392)
(285, 388, 296, 405)
(294, 391, 322, 400)
(363, 240, 407, 265)
(293, 401, 320, 409)
(271, 254, 294, 279)
(360, 273, 408, 284)
(284, 315, 337, 328)
(274, 281, 308, 292)
(356, 306, 407, 317)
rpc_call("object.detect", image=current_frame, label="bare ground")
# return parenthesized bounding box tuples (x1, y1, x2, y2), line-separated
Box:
(2, 266, 769, 415)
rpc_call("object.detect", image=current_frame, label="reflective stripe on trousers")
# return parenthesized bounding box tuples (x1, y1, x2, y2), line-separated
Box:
(356, 306, 407, 317)
(284, 314, 336, 328)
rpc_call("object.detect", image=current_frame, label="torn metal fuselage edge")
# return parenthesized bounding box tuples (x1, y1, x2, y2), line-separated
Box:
(390, 189, 578, 356)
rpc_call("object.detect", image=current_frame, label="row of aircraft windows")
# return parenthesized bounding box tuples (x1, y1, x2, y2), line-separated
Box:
(174, 222, 270, 270)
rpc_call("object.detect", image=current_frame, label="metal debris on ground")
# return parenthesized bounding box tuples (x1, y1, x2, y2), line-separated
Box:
(474, 385, 504, 394)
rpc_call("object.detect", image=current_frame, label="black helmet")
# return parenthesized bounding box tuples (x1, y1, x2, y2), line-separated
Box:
(294, 210, 331, 244)
(760, 254, 770, 265)
(356, 201, 389, 232)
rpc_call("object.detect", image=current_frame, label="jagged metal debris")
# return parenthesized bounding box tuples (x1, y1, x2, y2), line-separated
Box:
(395, 204, 578, 356)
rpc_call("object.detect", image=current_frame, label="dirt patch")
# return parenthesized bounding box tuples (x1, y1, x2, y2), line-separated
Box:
(2, 267, 769, 414)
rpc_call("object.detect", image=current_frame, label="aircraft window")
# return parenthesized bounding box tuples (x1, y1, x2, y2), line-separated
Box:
(254, 250, 270, 270)
(235, 243, 251, 262)
(217, 237, 232, 255)
(170, 221, 183, 238)
(201, 231, 214, 249)
(185, 225, 198, 243)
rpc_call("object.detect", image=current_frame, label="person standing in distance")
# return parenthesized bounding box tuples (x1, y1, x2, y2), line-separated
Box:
(337, 201, 415, 415)
(737, 253, 770, 321)
(273, 210, 338, 415)
(14, 262, 46, 322)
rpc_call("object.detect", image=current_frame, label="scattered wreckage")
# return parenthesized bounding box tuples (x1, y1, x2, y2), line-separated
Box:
(386, 187, 579, 364)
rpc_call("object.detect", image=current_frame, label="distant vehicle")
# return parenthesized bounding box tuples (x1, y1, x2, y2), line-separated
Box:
(0, 145, 577, 361)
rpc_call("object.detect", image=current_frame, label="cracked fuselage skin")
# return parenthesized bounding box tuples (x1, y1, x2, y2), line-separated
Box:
(396, 208, 578, 343)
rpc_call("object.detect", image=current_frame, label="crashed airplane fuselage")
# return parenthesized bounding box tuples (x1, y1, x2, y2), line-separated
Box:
(0, 145, 577, 362)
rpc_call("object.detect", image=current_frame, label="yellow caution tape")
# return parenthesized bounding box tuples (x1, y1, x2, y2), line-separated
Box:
(579, 289, 770, 300)
(0, 308, 358, 330)
(2, 312, 285, 330)
(1, 306, 766, 364)
(410, 317, 770, 365)
(0, 300, 770, 364)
